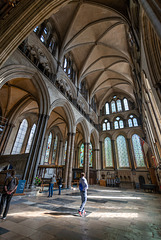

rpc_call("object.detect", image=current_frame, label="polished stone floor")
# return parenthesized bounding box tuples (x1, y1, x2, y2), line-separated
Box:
(0, 186, 161, 240)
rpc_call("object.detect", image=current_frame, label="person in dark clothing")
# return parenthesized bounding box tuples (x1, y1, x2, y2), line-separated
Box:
(57, 176, 62, 195)
(0, 170, 19, 220)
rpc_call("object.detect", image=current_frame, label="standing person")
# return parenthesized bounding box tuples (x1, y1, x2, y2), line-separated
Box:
(57, 176, 62, 195)
(0, 170, 19, 220)
(48, 175, 56, 197)
(78, 172, 88, 217)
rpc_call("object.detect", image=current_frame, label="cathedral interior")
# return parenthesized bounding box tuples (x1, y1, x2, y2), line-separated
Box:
(0, 0, 161, 239)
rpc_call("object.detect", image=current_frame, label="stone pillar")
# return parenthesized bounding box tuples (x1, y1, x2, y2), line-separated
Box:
(23, 114, 49, 187)
(84, 143, 88, 176)
(67, 133, 76, 188)
(0, 123, 14, 154)
(87, 143, 90, 183)
(111, 140, 117, 170)
(127, 138, 135, 170)
(99, 141, 103, 169)
(64, 133, 72, 188)
(58, 140, 63, 165)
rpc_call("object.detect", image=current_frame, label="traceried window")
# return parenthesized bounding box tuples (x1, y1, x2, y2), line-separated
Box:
(116, 135, 129, 167)
(89, 143, 93, 167)
(104, 137, 113, 167)
(12, 119, 28, 154)
(116, 99, 122, 112)
(111, 101, 116, 113)
(102, 119, 110, 131)
(128, 115, 138, 127)
(123, 98, 129, 111)
(33, 26, 38, 33)
(80, 143, 84, 167)
(52, 135, 58, 164)
(114, 117, 124, 129)
(132, 134, 145, 167)
(63, 141, 67, 163)
(44, 132, 52, 163)
(63, 57, 67, 72)
(105, 103, 110, 114)
(49, 37, 57, 56)
(25, 124, 36, 153)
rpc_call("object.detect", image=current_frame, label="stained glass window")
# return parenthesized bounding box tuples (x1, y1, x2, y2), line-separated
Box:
(114, 121, 119, 129)
(123, 98, 129, 111)
(103, 123, 106, 131)
(44, 132, 52, 163)
(107, 122, 110, 130)
(102, 119, 110, 131)
(64, 57, 67, 71)
(132, 134, 145, 167)
(33, 26, 38, 33)
(104, 137, 113, 167)
(111, 101, 116, 113)
(117, 99, 122, 112)
(52, 135, 58, 164)
(12, 119, 28, 154)
(63, 141, 67, 163)
(89, 143, 92, 167)
(105, 103, 110, 114)
(116, 135, 129, 167)
(25, 124, 36, 153)
(133, 118, 138, 126)
(128, 119, 133, 127)
(119, 120, 124, 128)
(80, 143, 84, 167)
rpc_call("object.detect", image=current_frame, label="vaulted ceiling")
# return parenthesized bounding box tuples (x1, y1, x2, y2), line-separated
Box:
(51, 0, 134, 108)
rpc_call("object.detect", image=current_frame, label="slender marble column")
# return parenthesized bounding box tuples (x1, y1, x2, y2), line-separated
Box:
(127, 138, 135, 170)
(84, 143, 88, 176)
(23, 114, 49, 187)
(64, 133, 72, 188)
(87, 143, 90, 182)
(111, 140, 117, 170)
(99, 141, 103, 169)
(0, 123, 14, 154)
(58, 140, 63, 165)
(67, 133, 76, 188)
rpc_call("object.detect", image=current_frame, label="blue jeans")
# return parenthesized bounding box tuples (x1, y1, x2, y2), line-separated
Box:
(79, 191, 87, 213)
(58, 185, 61, 195)
(49, 183, 54, 197)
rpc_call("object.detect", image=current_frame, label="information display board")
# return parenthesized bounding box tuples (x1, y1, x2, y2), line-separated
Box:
(15, 180, 26, 194)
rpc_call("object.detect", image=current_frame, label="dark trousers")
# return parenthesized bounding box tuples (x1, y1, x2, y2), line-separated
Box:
(0, 193, 13, 218)
(58, 185, 61, 195)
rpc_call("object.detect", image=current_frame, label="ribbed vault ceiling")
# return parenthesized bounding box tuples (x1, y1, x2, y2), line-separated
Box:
(52, 0, 134, 107)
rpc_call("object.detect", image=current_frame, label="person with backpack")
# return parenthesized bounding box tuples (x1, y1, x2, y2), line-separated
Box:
(78, 172, 88, 217)
(0, 169, 19, 220)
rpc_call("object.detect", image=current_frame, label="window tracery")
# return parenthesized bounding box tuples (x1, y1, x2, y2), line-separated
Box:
(12, 119, 28, 154)
(114, 117, 124, 129)
(102, 119, 110, 131)
(80, 143, 84, 167)
(116, 135, 129, 167)
(128, 115, 138, 127)
(89, 143, 93, 167)
(44, 132, 52, 163)
(132, 134, 145, 167)
(104, 137, 113, 167)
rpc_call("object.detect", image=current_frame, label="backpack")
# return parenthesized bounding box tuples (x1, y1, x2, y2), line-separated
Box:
(7, 177, 17, 191)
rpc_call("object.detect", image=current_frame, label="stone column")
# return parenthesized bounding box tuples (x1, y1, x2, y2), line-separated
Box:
(67, 133, 75, 188)
(58, 140, 63, 165)
(111, 140, 117, 170)
(127, 138, 135, 170)
(99, 141, 103, 169)
(23, 114, 49, 187)
(93, 149, 99, 169)
(64, 133, 72, 188)
(84, 143, 88, 176)
(87, 143, 90, 183)
(0, 123, 14, 154)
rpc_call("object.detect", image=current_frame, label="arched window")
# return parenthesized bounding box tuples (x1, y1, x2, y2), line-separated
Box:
(111, 101, 116, 113)
(123, 98, 129, 111)
(63, 57, 67, 72)
(44, 132, 52, 163)
(25, 124, 36, 153)
(52, 135, 58, 164)
(105, 103, 110, 114)
(114, 117, 124, 129)
(12, 119, 28, 154)
(89, 143, 92, 167)
(102, 119, 110, 131)
(33, 26, 39, 33)
(132, 134, 145, 167)
(63, 141, 67, 163)
(104, 137, 113, 167)
(80, 143, 84, 167)
(128, 115, 138, 127)
(116, 99, 122, 112)
(49, 36, 57, 56)
(116, 135, 129, 167)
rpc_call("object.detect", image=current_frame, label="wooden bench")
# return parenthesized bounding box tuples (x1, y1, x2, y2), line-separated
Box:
(142, 184, 157, 193)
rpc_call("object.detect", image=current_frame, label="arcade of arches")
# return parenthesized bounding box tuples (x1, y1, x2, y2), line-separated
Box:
(0, 0, 161, 191)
